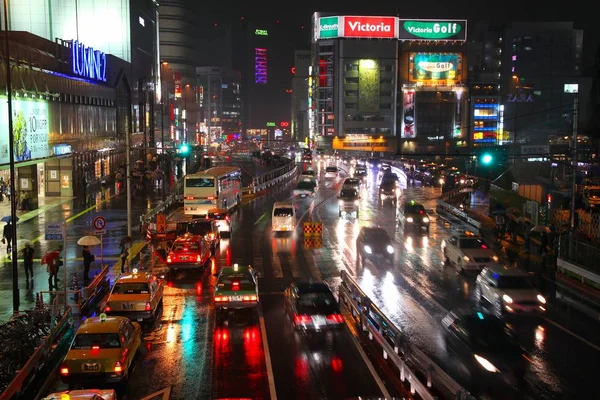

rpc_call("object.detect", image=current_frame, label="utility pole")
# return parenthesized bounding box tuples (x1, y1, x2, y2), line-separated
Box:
(569, 97, 579, 231)
(126, 127, 132, 238)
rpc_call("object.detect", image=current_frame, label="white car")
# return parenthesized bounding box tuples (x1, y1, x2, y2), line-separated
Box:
(441, 233, 500, 273)
(43, 390, 116, 400)
(208, 208, 231, 238)
(475, 265, 547, 316)
(325, 166, 339, 178)
(300, 170, 318, 185)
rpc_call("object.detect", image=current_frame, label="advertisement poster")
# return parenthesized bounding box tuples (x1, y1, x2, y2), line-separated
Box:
(344, 16, 396, 39)
(358, 59, 380, 113)
(412, 53, 459, 82)
(0, 97, 49, 165)
(401, 89, 416, 138)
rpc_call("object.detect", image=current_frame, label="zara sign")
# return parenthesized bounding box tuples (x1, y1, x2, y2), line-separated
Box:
(71, 40, 107, 82)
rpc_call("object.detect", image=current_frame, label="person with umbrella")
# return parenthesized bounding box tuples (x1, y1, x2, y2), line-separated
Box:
(2, 220, 13, 258)
(22, 242, 34, 282)
(42, 246, 62, 290)
(82, 245, 94, 285)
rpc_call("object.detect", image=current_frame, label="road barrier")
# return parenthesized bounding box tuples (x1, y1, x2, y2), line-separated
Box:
(303, 221, 323, 238)
(242, 158, 298, 195)
(339, 270, 474, 400)
(437, 200, 483, 232)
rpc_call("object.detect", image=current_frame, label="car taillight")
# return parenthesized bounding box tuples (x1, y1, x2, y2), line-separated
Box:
(167, 254, 172, 263)
(294, 314, 311, 325)
(114, 361, 123, 374)
(105, 305, 111, 312)
(232, 281, 240, 291)
(207, 196, 216, 200)
(196, 254, 202, 262)
(242, 295, 257, 302)
(196, 283, 202, 295)
(226, 216, 230, 221)
(145, 302, 152, 311)
(60, 366, 69, 376)
(185, 196, 194, 200)
(327, 314, 344, 323)
(214, 296, 229, 302)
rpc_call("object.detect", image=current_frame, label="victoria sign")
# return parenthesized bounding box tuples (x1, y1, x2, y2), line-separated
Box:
(399, 20, 467, 41)
(344, 16, 396, 39)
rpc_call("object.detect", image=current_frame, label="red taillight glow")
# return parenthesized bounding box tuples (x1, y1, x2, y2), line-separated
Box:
(294, 314, 311, 325)
(105, 305, 111, 312)
(114, 361, 123, 374)
(185, 196, 194, 200)
(92, 345, 100, 350)
(60, 366, 69, 376)
(214, 296, 229, 302)
(196, 284, 202, 295)
(207, 196, 216, 200)
(481, 245, 488, 249)
(145, 302, 152, 311)
(167, 254, 172, 263)
(232, 281, 240, 291)
(197, 254, 202, 262)
(327, 314, 344, 323)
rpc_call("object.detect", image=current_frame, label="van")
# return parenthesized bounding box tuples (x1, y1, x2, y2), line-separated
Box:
(272, 201, 296, 234)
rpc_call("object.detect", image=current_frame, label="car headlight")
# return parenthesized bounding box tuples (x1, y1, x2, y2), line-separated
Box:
(338, 200, 344, 206)
(406, 217, 414, 223)
(492, 255, 499, 262)
(354, 200, 360, 205)
(439, 178, 445, 185)
(537, 294, 546, 304)
(474, 354, 499, 373)
(396, 188, 401, 195)
(502, 294, 513, 304)
(386, 245, 394, 254)
(422, 217, 429, 223)
(364, 245, 372, 254)
(460, 179, 465, 185)
(462, 255, 470, 262)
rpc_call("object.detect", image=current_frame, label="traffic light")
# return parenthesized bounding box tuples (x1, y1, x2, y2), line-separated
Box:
(480, 152, 493, 165)
(179, 144, 190, 155)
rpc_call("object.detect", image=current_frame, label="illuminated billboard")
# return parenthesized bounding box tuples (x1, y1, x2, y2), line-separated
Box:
(255, 48, 268, 84)
(401, 88, 416, 139)
(358, 59, 380, 113)
(411, 53, 461, 82)
(319, 16, 340, 39)
(344, 16, 396, 39)
(399, 20, 467, 41)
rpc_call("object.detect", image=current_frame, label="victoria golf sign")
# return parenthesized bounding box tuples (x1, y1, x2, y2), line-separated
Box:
(399, 20, 466, 41)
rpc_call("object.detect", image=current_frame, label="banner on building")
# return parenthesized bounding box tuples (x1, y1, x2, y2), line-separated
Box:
(401, 88, 416, 138)
(0, 97, 49, 164)
(174, 72, 182, 99)
(358, 59, 380, 113)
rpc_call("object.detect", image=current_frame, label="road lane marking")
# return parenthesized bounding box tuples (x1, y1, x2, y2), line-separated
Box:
(542, 316, 600, 352)
(271, 255, 283, 278)
(290, 254, 302, 278)
(257, 303, 278, 400)
(254, 212, 267, 226)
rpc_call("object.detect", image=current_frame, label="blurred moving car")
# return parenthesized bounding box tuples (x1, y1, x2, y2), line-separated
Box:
(60, 314, 141, 385)
(284, 282, 344, 331)
(214, 263, 260, 320)
(104, 269, 164, 322)
(300, 169, 318, 185)
(353, 166, 368, 182)
(475, 265, 547, 316)
(338, 188, 360, 218)
(272, 201, 296, 233)
(325, 166, 339, 178)
(208, 208, 231, 238)
(398, 200, 430, 234)
(441, 232, 500, 273)
(356, 226, 394, 265)
(42, 389, 116, 400)
(379, 179, 400, 203)
(294, 180, 317, 198)
(442, 309, 528, 381)
(342, 177, 363, 194)
(166, 234, 212, 269)
(187, 219, 221, 253)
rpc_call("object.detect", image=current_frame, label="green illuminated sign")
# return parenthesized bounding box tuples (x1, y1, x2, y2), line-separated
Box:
(266, 122, 276, 127)
(319, 16, 339, 39)
(255, 29, 268, 36)
(399, 20, 466, 41)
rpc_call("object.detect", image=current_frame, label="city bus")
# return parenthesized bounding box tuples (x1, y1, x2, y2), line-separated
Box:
(184, 166, 242, 216)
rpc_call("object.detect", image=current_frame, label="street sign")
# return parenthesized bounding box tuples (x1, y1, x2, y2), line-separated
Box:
(93, 216, 107, 235)
(45, 223, 63, 241)
(156, 213, 166, 237)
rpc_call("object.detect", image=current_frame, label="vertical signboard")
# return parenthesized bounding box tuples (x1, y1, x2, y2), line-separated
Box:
(0, 97, 50, 164)
(358, 59, 380, 113)
(174, 72, 182, 99)
(401, 89, 416, 138)
(255, 48, 268, 84)
(453, 89, 464, 138)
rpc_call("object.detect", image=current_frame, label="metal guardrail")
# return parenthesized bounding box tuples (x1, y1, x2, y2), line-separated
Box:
(0, 308, 72, 400)
(558, 236, 600, 276)
(437, 200, 483, 231)
(339, 270, 474, 400)
(244, 158, 297, 194)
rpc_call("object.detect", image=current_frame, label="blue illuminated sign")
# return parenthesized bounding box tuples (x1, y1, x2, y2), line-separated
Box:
(71, 40, 107, 82)
(53, 144, 72, 156)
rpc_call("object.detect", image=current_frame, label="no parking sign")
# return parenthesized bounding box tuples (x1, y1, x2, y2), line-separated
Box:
(93, 216, 106, 235)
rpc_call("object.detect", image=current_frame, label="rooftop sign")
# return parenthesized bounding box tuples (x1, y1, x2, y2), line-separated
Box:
(398, 20, 467, 41)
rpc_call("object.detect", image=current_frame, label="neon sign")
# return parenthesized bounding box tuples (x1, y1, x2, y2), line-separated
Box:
(71, 40, 107, 82)
(255, 48, 268, 84)
(255, 29, 268, 36)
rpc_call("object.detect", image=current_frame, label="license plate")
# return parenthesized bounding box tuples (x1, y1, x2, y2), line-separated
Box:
(84, 363, 99, 371)
(312, 315, 326, 325)
(180, 256, 188, 261)
(230, 295, 242, 301)
(281, 227, 287, 231)
(122, 303, 133, 310)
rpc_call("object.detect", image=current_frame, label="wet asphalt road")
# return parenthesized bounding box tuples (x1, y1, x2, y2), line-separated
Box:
(46, 159, 599, 399)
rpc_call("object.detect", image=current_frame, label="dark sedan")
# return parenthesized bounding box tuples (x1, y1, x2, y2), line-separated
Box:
(284, 282, 344, 331)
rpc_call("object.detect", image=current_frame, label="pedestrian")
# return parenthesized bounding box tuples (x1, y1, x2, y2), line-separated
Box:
(120, 243, 129, 273)
(506, 218, 517, 242)
(3, 221, 13, 258)
(495, 213, 506, 239)
(82, 245, 94, 285)
(43, 250, 60, 290)
(22, 242, 34, 281)
(539, 231, 548, 256)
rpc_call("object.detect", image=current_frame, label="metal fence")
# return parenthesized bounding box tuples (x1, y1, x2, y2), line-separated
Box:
(551, 209, 600, 240)
(558, 235, 600, 275)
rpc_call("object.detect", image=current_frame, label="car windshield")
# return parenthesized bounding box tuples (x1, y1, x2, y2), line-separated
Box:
(467, 318, 515, 351)
(340, 189, 358, 198)
(496, 276, 532, 289)
(302, 170, 315, 176)
(172, 241, 201, 251)
(405, 204, 426, 214)
(459, 238, 489, 249)
(186, 178, 214, 188)
(72, 333, 121, 349)
(326, 167, 337, 172)
(297, 292, 336, 307)
(365, 229, 390, 242)
(380, 180, 396, 187)
(297, 182, 314, 190)
(187, 223, 212, 236)
(113, 283, 149, 294)
(274, 208, 293, 217)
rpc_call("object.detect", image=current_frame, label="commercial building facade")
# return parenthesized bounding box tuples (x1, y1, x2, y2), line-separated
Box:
(291, 50, 310, 144)
(310, 14, 468, 154)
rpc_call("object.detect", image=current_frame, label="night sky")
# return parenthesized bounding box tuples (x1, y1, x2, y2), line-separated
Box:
(205, 0, 599, 69)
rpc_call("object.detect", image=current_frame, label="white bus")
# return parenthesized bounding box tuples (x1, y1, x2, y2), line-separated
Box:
(184, 166, 242, 216)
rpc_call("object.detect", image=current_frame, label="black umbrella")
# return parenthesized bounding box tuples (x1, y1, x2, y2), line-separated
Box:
(119, 236, 132, 247)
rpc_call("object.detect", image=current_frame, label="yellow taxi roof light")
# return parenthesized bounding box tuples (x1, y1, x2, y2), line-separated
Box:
(99, 313, 107, 322)
(132, 268, 138, 274)
(233, 263, 239, 271)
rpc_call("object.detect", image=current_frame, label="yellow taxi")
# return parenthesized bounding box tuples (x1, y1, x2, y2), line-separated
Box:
(103, 268, 164, 322)
(60, 314, 141, 384)
(42, 389, 116, 400)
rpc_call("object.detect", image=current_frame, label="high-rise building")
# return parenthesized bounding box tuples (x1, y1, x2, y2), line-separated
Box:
(291, 50, 311, 144)
(469, 22, 587, 146)
(196, 67, 243, 142)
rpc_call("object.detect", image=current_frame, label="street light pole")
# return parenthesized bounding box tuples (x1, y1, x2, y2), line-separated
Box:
(126, 127, 132, 238)
(3, 0, 20, 313)
(569, 97, 579, 232)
